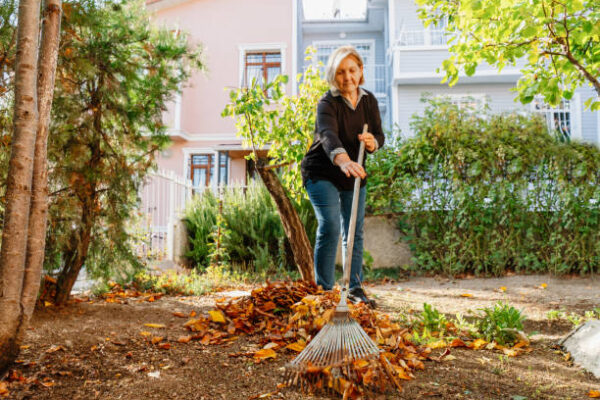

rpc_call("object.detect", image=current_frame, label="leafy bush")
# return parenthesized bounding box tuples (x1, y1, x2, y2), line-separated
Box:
(367, 96, 600, 275)
(477, 302, 526, 345)
(184, 181, 317, 273)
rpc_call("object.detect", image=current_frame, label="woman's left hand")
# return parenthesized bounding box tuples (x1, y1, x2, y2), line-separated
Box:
(358, 132, 377, 152)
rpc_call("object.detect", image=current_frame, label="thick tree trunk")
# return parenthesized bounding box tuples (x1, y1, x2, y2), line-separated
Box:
(18, 0, 62, 343)
(0, 0, 41, 375)
(255, 165, 314, 282)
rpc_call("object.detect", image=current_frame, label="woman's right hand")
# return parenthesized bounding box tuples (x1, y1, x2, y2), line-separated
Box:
(334, 153, 366, 179)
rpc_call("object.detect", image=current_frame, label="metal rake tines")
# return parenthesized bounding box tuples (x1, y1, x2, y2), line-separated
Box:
(287, 315, 381, 371)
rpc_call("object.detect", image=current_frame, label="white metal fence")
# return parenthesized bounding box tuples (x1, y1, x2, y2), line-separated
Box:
(137, 169, 194, 263)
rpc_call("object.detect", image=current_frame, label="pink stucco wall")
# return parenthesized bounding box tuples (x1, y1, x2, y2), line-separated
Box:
(147, 0, 294, 184)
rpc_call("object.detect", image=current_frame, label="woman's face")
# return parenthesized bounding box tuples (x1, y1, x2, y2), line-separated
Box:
(335, 55, 363, 96)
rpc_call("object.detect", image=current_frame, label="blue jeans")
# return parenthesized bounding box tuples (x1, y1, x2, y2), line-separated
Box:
(305, 179, 366, 290)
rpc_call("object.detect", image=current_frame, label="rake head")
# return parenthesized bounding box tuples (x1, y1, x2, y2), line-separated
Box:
(284, 300, 383, 394)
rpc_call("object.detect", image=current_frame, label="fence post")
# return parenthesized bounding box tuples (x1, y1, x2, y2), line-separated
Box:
(167, 170, 176, 261)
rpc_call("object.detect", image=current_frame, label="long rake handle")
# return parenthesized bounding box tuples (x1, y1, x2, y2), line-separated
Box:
(340, 124, 367, 304)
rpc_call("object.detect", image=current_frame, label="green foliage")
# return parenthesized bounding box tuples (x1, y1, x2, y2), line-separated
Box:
(417, 303, 448, 333)
(477, 302, 526, 345)
(222, 47, 328, 198)
(367, 97, 600, 275)
(416, 0, 600, 110)
(184, 182, 317, 274)
(0, 0, 204, 286)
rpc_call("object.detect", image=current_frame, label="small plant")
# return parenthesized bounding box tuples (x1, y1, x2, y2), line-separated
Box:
(417, 303, 448, 334)
(546, 309, 565, 322)
(477, 302, 526, 345)
(566, 312, 585, 327)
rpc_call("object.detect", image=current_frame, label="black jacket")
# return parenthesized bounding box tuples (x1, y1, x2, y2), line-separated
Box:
(301, 89, 385, 191)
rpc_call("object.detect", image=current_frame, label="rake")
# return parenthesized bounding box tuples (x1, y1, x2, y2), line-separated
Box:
(286, 124, 381, 387)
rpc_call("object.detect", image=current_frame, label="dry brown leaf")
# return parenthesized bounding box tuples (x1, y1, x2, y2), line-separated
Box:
(151, 336, 163, 345)
(285, 340, 306, 352)
(144, 323, 166, 329)
(177, 336, 192, 344)
(208, 310, 226, 324)
(158, 343, 171, 350)
(253, 348, 277, 361)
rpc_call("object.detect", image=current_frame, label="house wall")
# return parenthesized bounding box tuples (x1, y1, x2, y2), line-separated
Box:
(147, 0, 294, 182)
(391, 0, 600, 144)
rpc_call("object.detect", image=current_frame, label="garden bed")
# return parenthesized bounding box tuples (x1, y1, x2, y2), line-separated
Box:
(2, 274, 599, 399)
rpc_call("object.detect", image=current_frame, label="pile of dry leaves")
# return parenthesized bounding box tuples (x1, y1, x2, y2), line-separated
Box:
(181, 281, 431, 397)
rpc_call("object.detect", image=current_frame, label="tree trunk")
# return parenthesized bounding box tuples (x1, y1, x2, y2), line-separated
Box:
(255, 165, 314, 282)
(54, 199, 94, 305)
(18, 0, 62, 342)
(0, 0, 41, 375)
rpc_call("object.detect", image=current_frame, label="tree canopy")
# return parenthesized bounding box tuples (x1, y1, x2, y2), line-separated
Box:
(416, 0, 600, 110)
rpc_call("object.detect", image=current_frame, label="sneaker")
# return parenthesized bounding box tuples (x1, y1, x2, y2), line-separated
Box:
(348, 287, 377, 309)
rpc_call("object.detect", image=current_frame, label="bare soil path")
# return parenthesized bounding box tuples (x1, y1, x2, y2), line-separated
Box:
(3, 274, 599, 400)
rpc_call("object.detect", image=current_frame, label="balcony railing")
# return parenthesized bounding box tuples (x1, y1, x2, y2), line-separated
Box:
(395, 29, 448, 47)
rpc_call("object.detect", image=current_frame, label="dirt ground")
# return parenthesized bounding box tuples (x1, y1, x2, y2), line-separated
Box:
(3, 274, 600, 400)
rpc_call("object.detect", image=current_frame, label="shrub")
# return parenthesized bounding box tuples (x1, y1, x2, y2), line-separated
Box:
(183, 181, 317, 274)
(367, 96, 600, 275)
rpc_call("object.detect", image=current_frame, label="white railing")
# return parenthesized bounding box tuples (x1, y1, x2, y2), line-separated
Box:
(136, 169, 194, 263)
(363, 64, 387, 96)
(395, 29, 448, 47)
(135, 170, 252, 264)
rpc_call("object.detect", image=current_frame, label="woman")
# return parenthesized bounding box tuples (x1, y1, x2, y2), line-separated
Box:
(301, 45, 384, 308)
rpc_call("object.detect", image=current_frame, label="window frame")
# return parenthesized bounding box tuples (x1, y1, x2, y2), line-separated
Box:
(238, 43, 287, 88)
(244, 51, 282, 88)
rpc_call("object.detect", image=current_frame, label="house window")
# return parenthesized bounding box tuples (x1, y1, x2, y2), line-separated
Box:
(531, 97, 571, 141)
(244, 52, 281, 87)
(314, 41, 373, 69)
(190, 154, 213, 187)
(217, 151, 229, 186)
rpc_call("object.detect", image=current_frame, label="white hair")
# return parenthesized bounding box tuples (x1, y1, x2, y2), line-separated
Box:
(324, 45, 365, 90)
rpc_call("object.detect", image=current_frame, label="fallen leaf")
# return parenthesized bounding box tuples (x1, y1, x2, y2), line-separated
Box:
(428, 340, 447, 349)
(144, 323, 166, 329)
(0, 382, 8, 395)
(285, 340, 306, 352)
(20, 345, 30, 350)
(262, 342, 279, 350)
(460, 293, 474, 298)
(177, 336, 192, 344)
(589, 390, 600, 398)
(151, 336, 163, 345)
(172, 312, 187, 318)
(158, 343, 171, 350)
(208, 310, 226, 324)
(253, 348, 277, 361)
(449, 338, 467, 348)
(469, 338, 488, 350)
(140, 331, 151, 337)
(46, 345, 65, 353)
